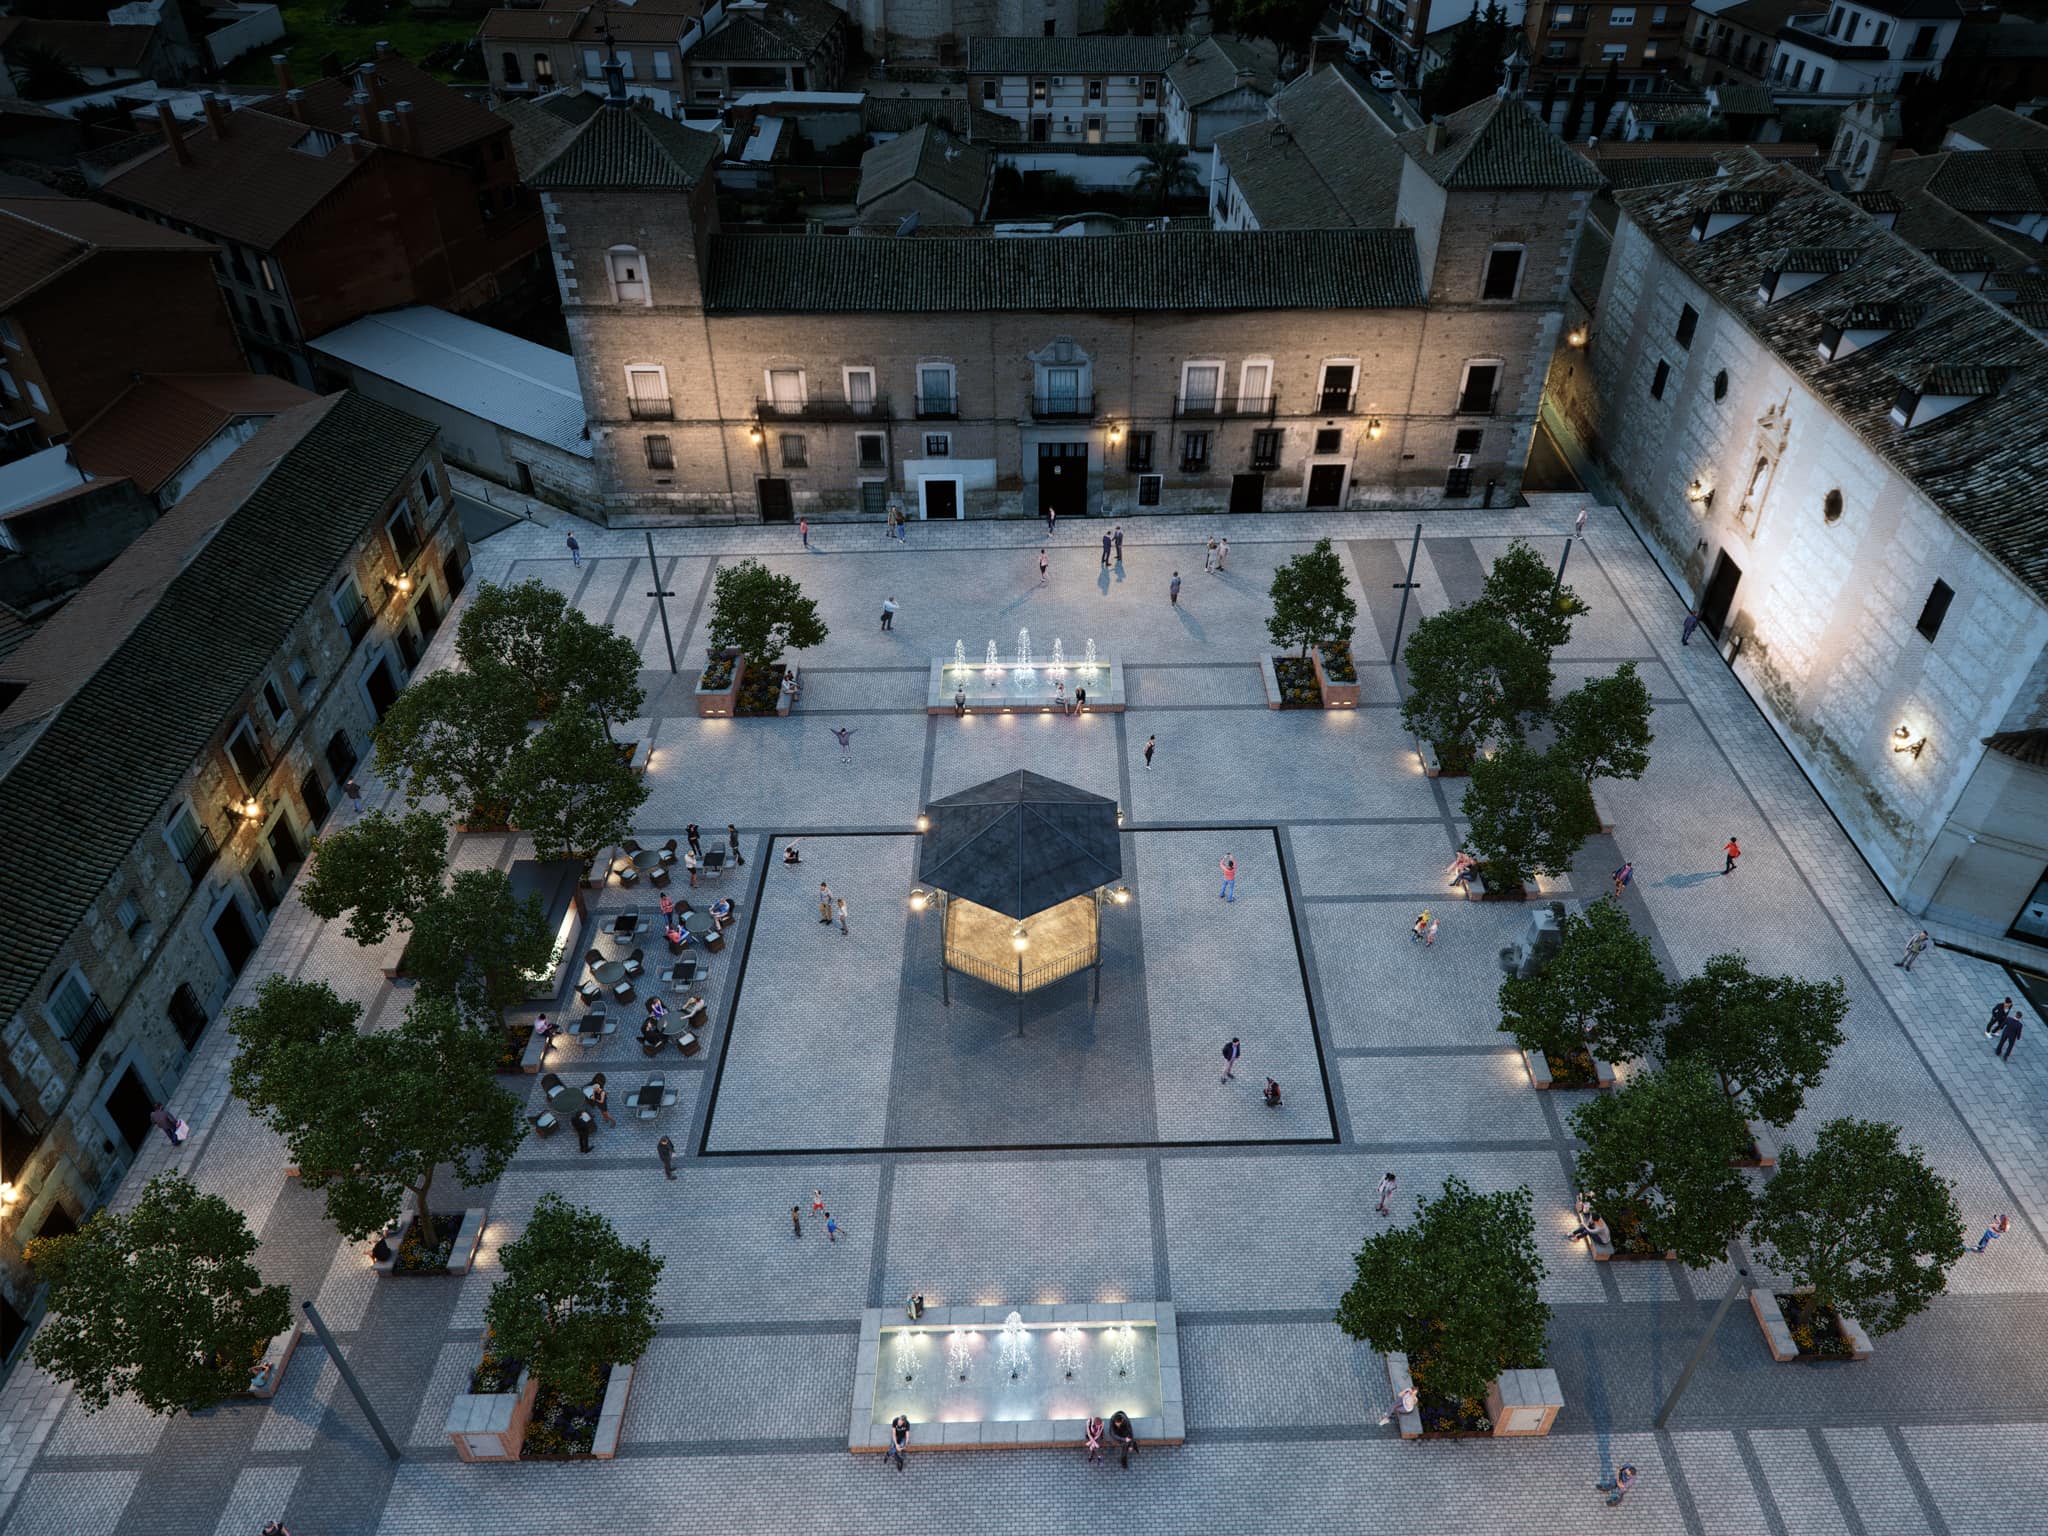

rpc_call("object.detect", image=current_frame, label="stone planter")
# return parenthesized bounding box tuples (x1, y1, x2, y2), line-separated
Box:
(1311, 646, 1360, 708)
(1589, 786, 1615, 835)
(1259, 655, 1283, 709)
(374, 1206, 489, 1277)
(238, 1317, 305, 1400)
(1521, 1049, 1616, 1090)
(592, 1364, 634, 1459)
(1469, 871, 1543, 902)
(695, 648, 744, 718)
(1588, 1230, 1678, 1262)
(1730, 1119, 1779, 1169)
(447, 1365, 540, 1462)
(1385, 1351, 1424, 1440)
(614, 738, 646, 778)
(1485, 1369, 1564, 1436)
(1751, 1290, 1873, 1362)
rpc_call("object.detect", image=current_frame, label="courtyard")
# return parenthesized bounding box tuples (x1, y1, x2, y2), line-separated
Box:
(7, 498, 2048, 1535)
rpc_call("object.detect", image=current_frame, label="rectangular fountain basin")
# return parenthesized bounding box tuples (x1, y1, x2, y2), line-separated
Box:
(927, 658, 1126, 714)
(851, 1302, 1181, 1451)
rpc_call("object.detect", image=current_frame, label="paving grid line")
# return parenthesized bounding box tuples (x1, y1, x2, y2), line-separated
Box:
(1733, 1428, 1795, 1536)
(1885, 1426, 1954, 1536)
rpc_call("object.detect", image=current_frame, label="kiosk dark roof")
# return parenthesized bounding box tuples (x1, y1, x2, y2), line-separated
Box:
(918, 770, 1121, 918)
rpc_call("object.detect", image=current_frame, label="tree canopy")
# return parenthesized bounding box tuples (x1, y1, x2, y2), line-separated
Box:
(1750, 1118, 1964, 1337)
(1399, 605, 1552, 772)
(1479, 537, 1581, 655)
(499, 711, 649, 863)
(1335, 1176, 1549, 1402)
(298, 809, 450, 947)
(372, 666, 530, 826)
(1569, 1061, 1756, 1268)
(1551, 662, 1654, 784)
(406, 868, 556, 1025)
(458, 579, 570, 716)
(548, 606, 646, 744)
(484, 1195, 665, 1398)
(1212, 0, 1325, 74)
(1267, 538, 1359, 658)
(1666, 954, 1848, 1128)
(1102, 0, 1196, 33)
(706, 559, 828, 667)
(1460, 741, 1595, 888)
(1419, 1, 1511, 119)
(1498, 898, 1667, 1064)
(1126, 141, 1201, 211)
(227, 975, 363, 1113)
(27, 1173, 291, 1416)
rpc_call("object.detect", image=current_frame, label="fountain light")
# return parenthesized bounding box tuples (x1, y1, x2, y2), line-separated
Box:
(896, 1330, 921, 1383)
(916, 813, 929, 832)
(998, 1311, 1031, 1379)
(949, 1329, 973, 1380)
(1083, 638, 1098, 669)
(1114, 884, 1131, 905)
(1111, 1323, 1137, 1377)
(1057, 1326, 1084, 1378)
(984, 638, 1002, 675)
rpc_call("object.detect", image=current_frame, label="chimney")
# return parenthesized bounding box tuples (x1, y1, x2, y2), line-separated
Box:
(360, 63, 388, 118)
(374, 38, 392, 57)
(285, 87, 305, 122)
(395, 99, 419, 154)
(271, 52, 292, 90)
(352, 95, 377, 140)
(201, 92, 230, 138)
(378, 108, 398, 147)
(1422, 120, 1444, 153)
(156, 100, 190, 163)
(342, 130, 370, 161)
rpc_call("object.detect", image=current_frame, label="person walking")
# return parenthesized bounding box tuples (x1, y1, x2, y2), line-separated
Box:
(799, 517, 810, 550)
(836, 898, 849, 936)
(818, 883, 834, 924)
(686, 823, 703, 858)
(1575, 507, 1588, 539)
(657, 1136, 676, 1179)
(566, 531, 581, 567)
(1996, 1011, 2023, 1061)
(1045, 505, 1057, 536)
(1263, 1077, 1282, 1108)
(1988, 997, 2015, 1037)
(1038, 548, 1049, 586)
(1219, 854, 1236, 902)
(727, 823, 746, 868)
(1974, 1214, 2011, 1252)
(1682, 608, 1702, 646)
(1220, 1036, 1242, 1082)
(1217, 537, 1229, 571)
(1101, 531, 1112, 568)
(1423, 913, 1440, 947)
(886, 1415, 910, 1471)
(1085, 1415, 1105, 1465)
(147, 1105, 185, 1146)
(880, 596, 899, 631)
(791, 1205, 803, 1238)
(684, 846, 700, 887)
(1597, 1465, 1637, 1508)
(1722, 835, 1742, 875)
(1611, 861, 1633, 898)
(1375, 1170, 1397, 1217)
(812, 1188, 826, 1221)
(1203, 538, 1217, 573)
(589, 1078, 614, 1127)
(1169, 571, 1182, 606)
(825, 1211, 841, 1243)
(1412, 909, 1432, 943)
(344, 777, 364, 814)
(1113, 524, 1124, 562)
(1143, 734, 1156, 769)
(1896, 929, 1931, 970)
(573, 1109, 595, 1154)
(831, 726, 857, 763)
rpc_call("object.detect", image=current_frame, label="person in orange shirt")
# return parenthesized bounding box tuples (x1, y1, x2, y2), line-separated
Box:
(1723, 836, 1742, 875)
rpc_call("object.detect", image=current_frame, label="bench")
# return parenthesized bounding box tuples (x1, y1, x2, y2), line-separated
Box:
(240, 1317, 304, 1399)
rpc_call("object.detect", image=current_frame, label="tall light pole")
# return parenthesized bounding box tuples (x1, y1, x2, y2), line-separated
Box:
(644, 531, 677, 675)
(1389, 522, 1423, 664)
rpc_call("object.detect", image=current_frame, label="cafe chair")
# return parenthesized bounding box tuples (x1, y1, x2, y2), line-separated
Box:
(584, 948, 604, 968)
(612, 980, 635, 1004)
(659, 837, 678, 863)
(641, 1037, 665, 1058)
(528, 1110, 559, 1138)
(649, 864, 670, 888)
(623, 947, 645, 977)
(617, 864, 640, 886)
(623, 839, 643, 854)
(540, 1072, 565, 1101)
(576, 979, 603, 1004)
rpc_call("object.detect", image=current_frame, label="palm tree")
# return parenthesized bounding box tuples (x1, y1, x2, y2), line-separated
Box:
(1127, 142, 1200, 213)
(8, 44, 84, 102)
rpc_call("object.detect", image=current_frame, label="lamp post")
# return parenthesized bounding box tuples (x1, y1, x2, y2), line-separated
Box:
(1011, 923, 1029, 1036)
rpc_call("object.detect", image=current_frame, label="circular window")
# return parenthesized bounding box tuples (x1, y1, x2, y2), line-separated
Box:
(1713, 370, 1728, 401)
(1823, 488, 1843, 523)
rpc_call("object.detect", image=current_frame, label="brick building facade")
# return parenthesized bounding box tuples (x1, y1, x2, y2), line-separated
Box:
(535, 91, 1598, 522)
(0, 392, 469, 1349)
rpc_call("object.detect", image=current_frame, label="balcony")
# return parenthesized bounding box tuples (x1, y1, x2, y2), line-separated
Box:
(627, 396, 674, 421)
(915, 392, 959, 420)
(1173, 392, 1280, 420)
(1031, 391, 1096, 420)
(64, 997, 113, 1062)
(756, 392, 894, 421)
(1315, 388, 1357, 415)
(336, 592, 371, 647)
(176, 825, 220, 886)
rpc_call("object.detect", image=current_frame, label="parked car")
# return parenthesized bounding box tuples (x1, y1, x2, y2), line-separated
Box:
(1370, 67, 1403, 91)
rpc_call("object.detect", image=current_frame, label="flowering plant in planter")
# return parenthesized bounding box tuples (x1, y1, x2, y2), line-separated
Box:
(698, 651, 736, 690)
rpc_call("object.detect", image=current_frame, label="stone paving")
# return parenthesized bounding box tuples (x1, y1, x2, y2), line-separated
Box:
(6, 499, 2048, 1534)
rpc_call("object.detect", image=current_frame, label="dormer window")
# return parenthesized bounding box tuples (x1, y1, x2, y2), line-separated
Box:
(1850, 190, 1901, 230)
(1925, 247, 1995, 291)
(1890, 367, 2005, 429)
(1816, 303, 1916, 360)
(1689, 190, 1774, 242)
(1755, 247, 1855, 305)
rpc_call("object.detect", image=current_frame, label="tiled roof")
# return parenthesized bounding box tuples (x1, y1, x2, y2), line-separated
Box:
(530, 99, 721, 189)
(66, 373, 315, 494)
(0, 605, 31, 664)
(1852, 0, 1960, 17)
(1713, 0, 1814, 31)
(856, 124, 991, 216)
(966, 35, 1173, 74)
(1877, 153, 2048, 283)
(498, 92, 598, 180)
(1925, 149, 2048, 215)
(1944, 105, 2048, 154)
(102, 109, 365, 249)
(1628, 96, 1709, 124)
(1831, 301, 1919, 328)
(702, 228, 1424, 311)
(690, 0, 844, 63)
(0, 392, 439, 1028)
(1166, 34, 1279, 109)
(1214, 67, 1404, 229)
(1398, 95, 1603, 190)
(0, 193, 212, 307)
(481, 0, 706, 42)
(1770, 245, 1858, 273)
(1594, 155, 1726, 189)
(249, 55, 510, 162)
(1614, 156, 2048, 608)
(1710, 82, 1777, 116)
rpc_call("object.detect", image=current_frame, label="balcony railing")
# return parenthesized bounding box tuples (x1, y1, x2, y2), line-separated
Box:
(175, 825, 220, 886)
(1456, 390, 1501, 416)
(64, 998, 113, 1062)
(1174, 392, 1280, 419)
(915, 393, 959, 420)
(1315, 388, 1357, 415)
(336, 592, 371, 647)
(627, 396, 674, 421)
(1031, 392, 1096, 420)
(756, 392, 894, 421)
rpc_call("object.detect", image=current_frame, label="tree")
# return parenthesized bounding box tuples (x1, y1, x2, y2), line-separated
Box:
(1568, 1061, 1755, 1268)
(1102, 0, 1195, 32)
(1335, 1177, 1549, 1404)
(234, 992, 524, 1244)
(372, 666, 530, 825)
(1498, 898, 1667, 1066)
(1266, 538, 1359, 658)
(1399, 605, 1552, 772)
(8, 44, 85, 101)
(548, 607, 645, 745)
(501, 711, 650, 863)
(1213, 0, 1330, 74)
(1419, 2, 1510, 119)
(1460, 741, 1595, 889)
(227, 976, 363, 1115)
(407, 869, 556, 1026)
(705, 559, 828, 669)
(27, 1173, 291, 1416)
(1551, 661, 1654, 784)
(457, 579, 569, 717)
(1126, 141, 1201, 212)
(1478, 537, 1581, 654)
(298, 809, 450, 947)
(1750, 1118, 1964, 1338)
(484, 1195, 664, 1399)
(1666, 953, 1848, 1129)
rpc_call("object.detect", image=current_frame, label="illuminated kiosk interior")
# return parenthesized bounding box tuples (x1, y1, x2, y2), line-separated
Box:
(913, 770, 1128, 1019)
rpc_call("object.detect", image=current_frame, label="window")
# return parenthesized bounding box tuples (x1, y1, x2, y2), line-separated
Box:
(1043, 18, 1056, 34)
(167, 982, 209, 1049)
(25, 380, 46, 412)
(1142, 78, 1158, 101)
(116, 892, 149, 942)
(1822, 488, 1843, 523)
(332, 571, 370, 646)
(1179, 431, 1210, 471)
(0, 369, 16, 398)
(1714, 369, 1728, 400)
(259, 258, 277, 293)
(1085, 116, 1104, 143)
(1032, 79, 1048, 104)
(166, 802, 215, 882)
(583, 48, 602, 77)
(1237, 359, 1272, 412)
(1445, 428, 1482, 496)
(262, 679, 289, 725)
(535, 52, 554, 84)
(383, 502, 420, 568)
(1457, 362, 1499, 414)
(856, 432, 887, 469)
(1547, 40, 1567, 57)
(1180, 360, 1222, 411)
(1601, 42, 1627, 61)
(1087, 78, 1103, 102)
(226, 716, 268, 791)
(418, 468, 440, 509)
(765, 367, 805, 413)
(1650, 360, 1670, 400)
(1137, 473, 1162, 506)
(654, 52, 673, 79)
(1808, 68, 1823, 91)
(1652, 4, 1669, 21)
(1314, 428, 1342, 454)
(1676, 303, 1698, 349)
(608, 247, 650, 305)
(45, 971, 106, 1056)
(618, 52, 634, 79)
(1827, 5, 1843, 32)
(982, 79, 997, 101)
(780, 433, 807, 468)
(1250, 429, 1280, 469)
(1610, 6, 1635, 22)
(1790, 59, 1805, 86)
(1482, 246, 1523, 300)
(1916, 579, 1953, 641)
(1555, 4, 1576, 22)
(844, 367, 877, 412)
(288, 654, 315, 693)
(1872, 20, 1889, 44)
(1126, 430, 1154, 472)
(625, 365, 670, 419)
(923, 432, 951, 457)
(644, 434, 674, 469)
(917, 365, 956, 417)
(1042, 366, 1082, 414)
(0, 317, 16, 349)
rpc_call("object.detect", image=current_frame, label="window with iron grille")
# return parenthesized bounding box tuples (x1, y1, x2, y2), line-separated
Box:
(1250, 429, 1280, 470)
(780, 433, 807, 468)
(1125, 431, 1154, 472)
(645, 434, 673, 469)
(1137, 473, 1162, 506)
(168, 982, 209, 1048)
(1179, 431, 1210, 472)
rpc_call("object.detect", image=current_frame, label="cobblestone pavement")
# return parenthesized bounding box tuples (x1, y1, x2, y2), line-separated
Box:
(9, 502, 2048, 1535)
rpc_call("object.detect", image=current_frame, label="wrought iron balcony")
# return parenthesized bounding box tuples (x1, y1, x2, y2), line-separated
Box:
(755, 392, 894, 421)
(915, 393, 960, 420)
(1173, 391, 1280, 419)
(1030, 392, 1096, 420)
(627, 396, 674, 421)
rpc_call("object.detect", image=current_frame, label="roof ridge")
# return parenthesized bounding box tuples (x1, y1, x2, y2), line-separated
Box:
(352, 312, 584, 400)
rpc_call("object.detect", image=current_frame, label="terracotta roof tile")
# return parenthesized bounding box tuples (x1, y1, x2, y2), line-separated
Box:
(531, 99, 720, 189)
(0, 193, 213, 306)
(248, 55, 510, 161)
(1398, 95, 1603, 190)
(66, 373, 316, 494)
(102, 109, 363, 249)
